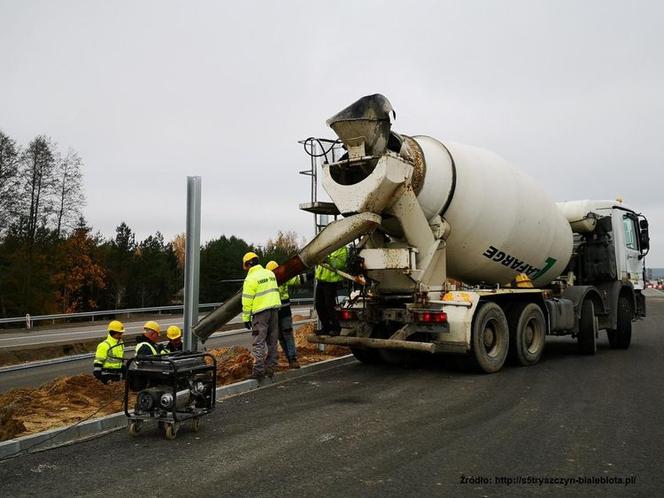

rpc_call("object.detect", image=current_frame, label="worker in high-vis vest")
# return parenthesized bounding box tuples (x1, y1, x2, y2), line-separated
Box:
(314, 245, 349, 336)
(266, 260, 301, 369)
(93, 320, 125, 384)
(135, 320, 163, 356)
(242, 252, 281, 380)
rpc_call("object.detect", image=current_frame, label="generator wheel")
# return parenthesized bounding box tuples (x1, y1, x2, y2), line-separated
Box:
(508, 303, 546, 366)
(192, 417, 201, 433)
(164, 423, 177, 440)
(470, 302, 509, 373)
(607, 295, 632, 349)
(577, 299, 597, 355)
(127, 420, 142, 436)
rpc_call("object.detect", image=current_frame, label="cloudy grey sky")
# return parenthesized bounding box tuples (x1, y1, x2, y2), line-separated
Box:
(2, 0, 663, 262)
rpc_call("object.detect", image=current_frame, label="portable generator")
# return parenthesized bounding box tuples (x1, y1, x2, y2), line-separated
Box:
(124, 352, 217, 439)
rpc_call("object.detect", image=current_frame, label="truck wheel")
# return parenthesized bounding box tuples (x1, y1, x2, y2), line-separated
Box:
(508, 303, 546, 366)
(350, 347, 382, 364)
(607, 295, 632, 349)
(471, 302, 509, 373)
(577, 299, 597, 355)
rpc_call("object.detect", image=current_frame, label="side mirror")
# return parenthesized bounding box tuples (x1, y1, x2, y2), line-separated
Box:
(640, 229, 650, 251)
(639, 217, 650, 253)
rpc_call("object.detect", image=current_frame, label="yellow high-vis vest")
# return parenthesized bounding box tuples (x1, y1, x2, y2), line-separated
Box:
(242, 265, 281, 322)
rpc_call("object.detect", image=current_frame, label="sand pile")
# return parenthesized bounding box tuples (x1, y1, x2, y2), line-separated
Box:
(0, 374, 124, 441)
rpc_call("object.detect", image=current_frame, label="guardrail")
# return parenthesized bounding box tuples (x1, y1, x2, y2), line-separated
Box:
(0, 298, 314, 328)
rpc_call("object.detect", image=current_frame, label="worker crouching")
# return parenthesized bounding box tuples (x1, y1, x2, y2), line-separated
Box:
(164, 325, 183, 353)
(266, 260, 301, 369)
(135, 320, 164, 356)
(242, 252, 281, 380)
(93, 320, 125, 383)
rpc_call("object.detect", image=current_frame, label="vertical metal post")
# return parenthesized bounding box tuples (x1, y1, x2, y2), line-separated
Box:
(315, 213, 330, 352)
(184, 176, 202, 352)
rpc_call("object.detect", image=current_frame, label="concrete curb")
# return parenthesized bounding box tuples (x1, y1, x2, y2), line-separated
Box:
(0, 353, 355, 460)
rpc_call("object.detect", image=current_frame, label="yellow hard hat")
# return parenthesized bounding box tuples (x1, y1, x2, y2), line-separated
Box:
(242, 251, 259, 269)
(167, 325, 182, 340)
(143, 320, 161, 334)
(266, 260, 279, 271)
(108, 320, 125, 333)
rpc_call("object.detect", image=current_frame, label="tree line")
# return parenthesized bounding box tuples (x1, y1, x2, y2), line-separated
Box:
(0, 130, 306, 319)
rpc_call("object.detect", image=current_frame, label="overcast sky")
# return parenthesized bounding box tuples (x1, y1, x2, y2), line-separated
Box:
(1, 0, 663, 263)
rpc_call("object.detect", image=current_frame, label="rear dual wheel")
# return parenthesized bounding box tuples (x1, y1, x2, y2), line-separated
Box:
(471, 302, 509, 373)
(508, 303, 546, 366)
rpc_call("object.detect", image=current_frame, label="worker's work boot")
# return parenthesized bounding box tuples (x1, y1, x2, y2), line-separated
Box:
(249, 371, 265, 381)
(265, 367, 275, 379)
(288, 359, 301, 369)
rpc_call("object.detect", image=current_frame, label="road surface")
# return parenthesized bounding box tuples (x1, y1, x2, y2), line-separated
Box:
(1, 296, 663, 496)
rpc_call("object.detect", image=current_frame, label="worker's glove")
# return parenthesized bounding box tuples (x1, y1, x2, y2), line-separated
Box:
(244, 321, 251, 330)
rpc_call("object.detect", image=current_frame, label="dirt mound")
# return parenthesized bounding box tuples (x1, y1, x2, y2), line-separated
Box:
(0, 324, 348, 442)
(0, 374, 124, 441)
(208, 346, 254, 385)
(0, 405, 26, 442)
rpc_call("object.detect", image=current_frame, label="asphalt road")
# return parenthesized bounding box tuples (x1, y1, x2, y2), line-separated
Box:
(0, 307, 312, 350)
(2, 297, 663, 497)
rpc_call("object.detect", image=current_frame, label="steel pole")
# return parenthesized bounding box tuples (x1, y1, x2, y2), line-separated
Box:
(183, 176, 202, 351)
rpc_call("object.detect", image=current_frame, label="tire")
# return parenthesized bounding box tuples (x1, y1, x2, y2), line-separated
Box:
(470, 302, 509, 373)
(508, 303, 546, 366)
(128, 420, 142, 436)
(350, 347, 382, 364)
(577, 299, 597, 355)
(192, 417, 201, 433)
(164, 423, 177, 440)
(607, 295, 632, 349)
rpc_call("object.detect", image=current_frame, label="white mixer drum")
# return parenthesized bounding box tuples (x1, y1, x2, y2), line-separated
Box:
(412, 135, 573, 286)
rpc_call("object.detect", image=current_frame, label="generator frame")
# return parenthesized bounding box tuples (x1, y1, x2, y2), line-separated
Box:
(123, 352, 217, 439)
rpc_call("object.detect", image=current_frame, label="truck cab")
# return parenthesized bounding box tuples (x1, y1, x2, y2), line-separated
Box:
(557, 199, 649, 320)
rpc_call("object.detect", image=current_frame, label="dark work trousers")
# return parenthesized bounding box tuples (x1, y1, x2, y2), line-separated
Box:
(315, 281, 340, 335)
(278, 304, 297, 360)
(251, 308, 279, 375)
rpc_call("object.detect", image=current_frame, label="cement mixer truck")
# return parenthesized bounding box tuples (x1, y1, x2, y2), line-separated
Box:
(194, 94, 650, 373)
